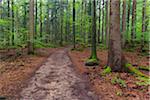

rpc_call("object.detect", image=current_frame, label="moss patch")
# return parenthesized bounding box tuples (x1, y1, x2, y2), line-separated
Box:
(101, 66, 111, 76)
(85, 58, 99, 66)
(125, 63, 149, 78)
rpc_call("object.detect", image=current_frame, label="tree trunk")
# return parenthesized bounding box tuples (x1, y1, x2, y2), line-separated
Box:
(91, 0, 98, 60)
(28, 0, 34, 54)
(141, 0, 146, 51)
(60, 0, 64, 46)
(97, 0, 101, 43)
(105, 0, 110, 48)
(35, 0, 38, 39)
(126, 0, 131, 43)
(131, 0, 136, 44)
(87, 0, 92, 44)
(102, 0, 105, 44)
(11, 0, 14, 45)
(40, 0, 43, 38)
(7, 0, 10, 45)
(46, 0, 50, 42)
(73, 0, 76, 48)
(85, 0, 99, 66)
(108, 0, 124, 72)
(122, 0, 127, 47)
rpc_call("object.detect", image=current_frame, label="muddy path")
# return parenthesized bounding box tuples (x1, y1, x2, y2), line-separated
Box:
(19, 49, 99, 100)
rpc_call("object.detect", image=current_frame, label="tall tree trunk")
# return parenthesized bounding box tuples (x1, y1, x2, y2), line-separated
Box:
(141, 0, 146, 51)
(91, 0, 98, 60)
(11, 0, 14, 45)
(35, 0, 38, 39)
(108, 0, 124, 72)
(88, 0, 92, 44)
(40, 0, 43, 38)
(7, 0, 10, 45)
(28, 0, 34, 54)
(46, 0, 50, 42)
(126, 0, 131, 43)
(73, 0, 76, 48)
(65, 0, 69, 43)
(97, 0, 101, 43)
(85, 0, 98, 66)
(60, 0, 64, 46)
(7, 0, 10, 17)
(122, 0, 127, 47)
(83, 0, 87, 43)
(105, 0, 110, 48)
(102, 0, 105, 44)
(131, 0, 136, 44)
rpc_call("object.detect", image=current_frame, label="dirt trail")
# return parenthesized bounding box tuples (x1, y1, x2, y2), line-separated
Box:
(19, 49, 99, 100)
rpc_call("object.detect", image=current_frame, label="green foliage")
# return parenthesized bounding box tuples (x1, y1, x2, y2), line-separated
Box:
(34, 40, 57, 48)
(101, 66, 111, 76)
(98, 44, 107, 50)
(111, 76, 127, 88)
(135, 76, 150, 86)
(0, 19, 11, 27)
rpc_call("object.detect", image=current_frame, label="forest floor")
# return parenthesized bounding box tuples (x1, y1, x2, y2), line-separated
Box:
(0, 47, 149, 100)
(69, 48, 149, 100)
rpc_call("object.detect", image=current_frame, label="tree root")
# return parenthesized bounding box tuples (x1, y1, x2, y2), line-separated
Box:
(125, 63, 149, 78)
(138, 66, 150, 71)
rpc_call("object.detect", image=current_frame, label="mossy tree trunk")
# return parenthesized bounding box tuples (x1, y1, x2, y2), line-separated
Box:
(91, 0, 97, 60)
(85, 0, 99, 66)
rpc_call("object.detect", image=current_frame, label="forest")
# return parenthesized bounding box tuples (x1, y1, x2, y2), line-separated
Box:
(0, 0, 149, 99)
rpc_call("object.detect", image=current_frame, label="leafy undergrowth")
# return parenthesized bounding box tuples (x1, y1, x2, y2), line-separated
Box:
(69, 48, 150, 100)
(0, 48, 57, 99)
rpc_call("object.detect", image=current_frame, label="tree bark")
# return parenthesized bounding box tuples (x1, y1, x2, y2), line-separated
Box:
(28, 0, 34, 54)
(126, 0, 131, 43)
(122, 0, 127, 47)
(97, 0, 101, 43)
(141, 0, 146, 51)
(88, 0, 92, 44)
(60, 0, 64, 46)
(105, 0, 110, 48)
(11, 0, 15, 45)
(102, 0, 105, 44)
(91, 0, 97, 60)
(73, 0, 76, 48)
(35, 0, 38, 39)
(131, 0, 136, 44)
(108, 0, 124, 72)
(7, 0, 10, 45)
(85, 0, 99, 66)
(40, 0, 43, 38)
